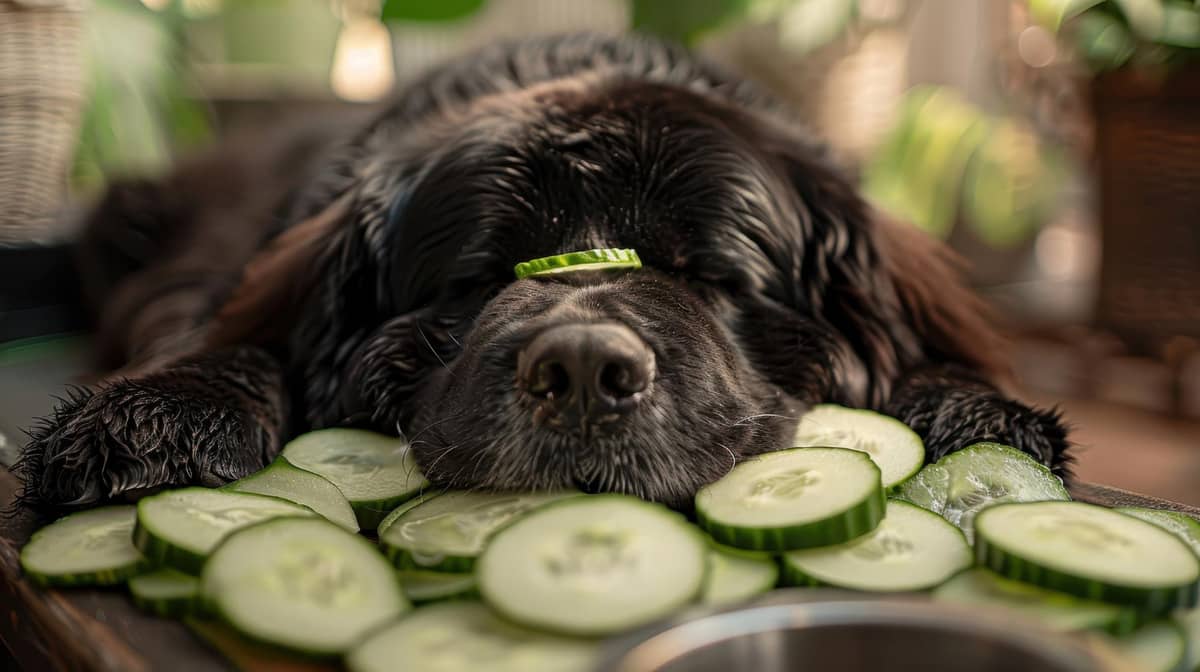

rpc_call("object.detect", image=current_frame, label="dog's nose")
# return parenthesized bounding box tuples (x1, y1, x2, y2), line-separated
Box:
(517, 322, 655, 423)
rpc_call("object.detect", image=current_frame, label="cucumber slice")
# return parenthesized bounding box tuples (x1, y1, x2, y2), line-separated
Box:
(895, 442, 1069, 542)
(1104, 621, 1189, 672)
(695, 447, 885, 551)
(129, 569, 201, 617)
(934, 568, 1138, 635)
(700, 545, 779, 606)
(477, 495, 706, 637)
(134, 487, 315, 574)
(1117, 507, 1200, 559)
(20, 506, 147, 587)
(228, 458, 359, 532)
(398, 571, 478, 604)
(1175, 608, 1200, 672)
(378, 491, 577, 572)
(781, 500, 970, 592)
(376, 490, 433, 536)
(975, 501, 1200, 613)
(202, 516, 408, 657)
(513, 248, 641, 279)
(280, 428, 428, 530)
(345, 601, 598, 672)
(792, 404, 924, 489)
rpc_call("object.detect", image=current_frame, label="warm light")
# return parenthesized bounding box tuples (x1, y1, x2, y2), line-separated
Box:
(859, 0, 903, 22)
(140, 0, 169, 10)
(1036, 221, 1098, 281)
(1018, 25, 1057, 68)
(331, 19, 395, 103)
(819, 30, 908, 161)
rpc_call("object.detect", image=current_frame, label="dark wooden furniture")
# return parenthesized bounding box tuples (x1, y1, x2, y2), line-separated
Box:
(1092, 66, 1200, 345)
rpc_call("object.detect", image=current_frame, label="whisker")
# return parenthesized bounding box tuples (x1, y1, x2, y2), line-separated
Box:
(731, 413, 796, 427)
(415, 323, 452, 374)
(717, 441, 737, 477)
(406, 410, 467, 444)
(424, 441, 461, 477)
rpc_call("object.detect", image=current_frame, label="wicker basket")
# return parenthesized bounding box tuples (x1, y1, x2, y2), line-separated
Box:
(1092, 66, 1200, 344)
(0, 0, 87, 247)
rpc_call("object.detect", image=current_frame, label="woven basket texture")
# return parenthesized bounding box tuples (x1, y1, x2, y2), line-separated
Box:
(0, 0, 87, 246)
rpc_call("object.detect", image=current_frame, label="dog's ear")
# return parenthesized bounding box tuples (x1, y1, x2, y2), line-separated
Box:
(208, 187, 393, 426)
(761, 129, 1006, 406)
(207, 192, 354, 348)
(871, 208, 1007, 378)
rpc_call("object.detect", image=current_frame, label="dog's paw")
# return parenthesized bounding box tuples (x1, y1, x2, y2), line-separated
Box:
(15, 376, 275, 509)
(916, 392, 1073, 479)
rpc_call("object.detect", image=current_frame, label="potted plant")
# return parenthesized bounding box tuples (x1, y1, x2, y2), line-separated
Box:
(1034, 0, 1200, 345)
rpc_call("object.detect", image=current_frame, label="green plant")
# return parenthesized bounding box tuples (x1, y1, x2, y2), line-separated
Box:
(380, 0, 859, 48)
(382, 0, 487, 22)
(72, 0, 211, 194)
(1029, 0, 1200, 70)
(863, 87, 1064, 248)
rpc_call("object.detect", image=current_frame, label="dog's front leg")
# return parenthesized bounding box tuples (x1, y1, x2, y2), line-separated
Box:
(882, 363, 1072, 477)
(16, 345, 287, 508)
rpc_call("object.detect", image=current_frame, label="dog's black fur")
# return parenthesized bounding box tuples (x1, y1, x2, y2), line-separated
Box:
(16, 33, 1071, 509)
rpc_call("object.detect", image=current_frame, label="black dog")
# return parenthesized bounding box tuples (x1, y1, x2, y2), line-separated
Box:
(17, 33, 1070, 509)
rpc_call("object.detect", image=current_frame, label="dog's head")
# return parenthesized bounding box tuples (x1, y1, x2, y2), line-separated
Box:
(214, 70, 1001, 506)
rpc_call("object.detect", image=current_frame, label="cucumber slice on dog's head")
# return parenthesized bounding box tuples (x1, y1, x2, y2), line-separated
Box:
(513, 248, 641, 279)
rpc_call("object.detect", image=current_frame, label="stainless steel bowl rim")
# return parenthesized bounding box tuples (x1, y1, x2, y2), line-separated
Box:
(595, 590, 1138, 672)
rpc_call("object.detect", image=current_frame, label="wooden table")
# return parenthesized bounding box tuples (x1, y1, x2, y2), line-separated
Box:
(2, 467, 1198, 672)
(0, 465, 333, 672)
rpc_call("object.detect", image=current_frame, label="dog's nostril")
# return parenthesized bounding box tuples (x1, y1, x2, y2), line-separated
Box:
(517, 322, 655, 418)
(530, 361, 570, 398)
(598, 361, 646, 398)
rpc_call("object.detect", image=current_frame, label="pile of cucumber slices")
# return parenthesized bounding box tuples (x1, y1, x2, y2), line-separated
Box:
(18, 407, 1200, 672)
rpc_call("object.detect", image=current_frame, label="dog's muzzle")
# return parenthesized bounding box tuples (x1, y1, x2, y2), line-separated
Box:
(516, 322, 655, 432)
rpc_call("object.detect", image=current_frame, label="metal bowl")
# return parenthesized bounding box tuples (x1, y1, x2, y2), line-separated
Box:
(597, 590, 1136, 672)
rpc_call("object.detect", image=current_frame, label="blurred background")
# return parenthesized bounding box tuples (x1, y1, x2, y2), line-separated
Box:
(0, 0, 1197, 502)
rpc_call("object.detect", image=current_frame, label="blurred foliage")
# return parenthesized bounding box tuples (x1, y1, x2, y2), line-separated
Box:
(380, 0, 858, 47)
(381, 0, 487, 23)
(1029, 0, 1200, 70)
(73, 0, 1065, 251)
(864, 87, 1064, 248)
(748, 0, 857, 53)
(72, 0, 211, 194)
(631, 0, 751, 44)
